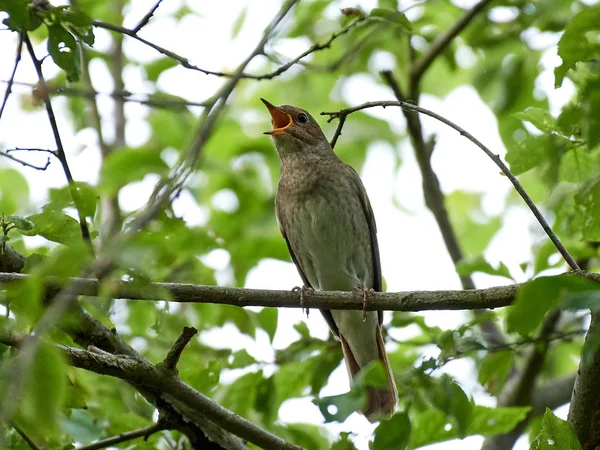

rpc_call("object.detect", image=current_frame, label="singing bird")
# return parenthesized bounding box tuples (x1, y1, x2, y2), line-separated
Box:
(261, 98, 398, 420)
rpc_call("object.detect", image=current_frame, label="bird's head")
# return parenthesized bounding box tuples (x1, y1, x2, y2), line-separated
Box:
(261, 98, 330, 156)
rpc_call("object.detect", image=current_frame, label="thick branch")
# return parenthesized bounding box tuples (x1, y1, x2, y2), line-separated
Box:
(0, 329, 302, 450)
(568, 312, 600, 447)
(321, 101, 580, 272)
(162, 326, 198, 372)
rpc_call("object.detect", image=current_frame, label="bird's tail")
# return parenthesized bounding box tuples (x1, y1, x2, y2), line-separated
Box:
(339, 322, 398, 421)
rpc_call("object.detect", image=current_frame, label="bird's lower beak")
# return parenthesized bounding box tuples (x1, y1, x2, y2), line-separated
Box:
(261, 98, 292, 135)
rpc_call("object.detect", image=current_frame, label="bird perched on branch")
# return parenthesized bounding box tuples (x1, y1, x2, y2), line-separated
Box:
(261, 98, 398, 421)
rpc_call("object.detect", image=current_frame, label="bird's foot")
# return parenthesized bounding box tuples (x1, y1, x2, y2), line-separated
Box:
(354, 287, 374, 321)
(292, 285, 313, 318)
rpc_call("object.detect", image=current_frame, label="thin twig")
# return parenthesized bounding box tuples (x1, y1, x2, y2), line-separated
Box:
(1, 80, 210, 109)
(411, 0, 495, 85)
(329, 115, 346, 149)
(93, 17, 364, 80)
(0, 150, 50, 170)
(11, 422, 41, 450)
(23, 36, 94, 250)
(0, 33, 23, 122)
(76, 422, 166, 450)
(321, 101, 581, 272)
(132, 0, 163, 33)
(162, 326, 198, 372)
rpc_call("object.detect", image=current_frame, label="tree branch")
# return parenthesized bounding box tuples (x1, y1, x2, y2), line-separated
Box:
(568, 312, 600, 447)
(23, 35, 94, 250)
(321, 100, 580, 272)
(0, 150, 50, 170)
(0, 329, 303, 450)
(161, 326, 198, 372)
(11, 422, 40, 450)
(411, 0, 495, 86)
(0, 33, 23, 122)
(92, 17, 364, 81)
(132, 0, 162, 33)
(75, 422, 166, 450)
(3, 271, 599, 312)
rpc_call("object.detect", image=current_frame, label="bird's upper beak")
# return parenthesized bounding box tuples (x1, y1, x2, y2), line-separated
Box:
(261, 98, 292, 136)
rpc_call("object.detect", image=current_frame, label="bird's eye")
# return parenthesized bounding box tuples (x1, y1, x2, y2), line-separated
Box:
(297, 113, 308, 123)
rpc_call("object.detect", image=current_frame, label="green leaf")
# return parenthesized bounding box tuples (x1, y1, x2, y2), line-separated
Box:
(0, 168, 30, 215)
(331, 432, 358, 450)
(47, 24, 81, 82)
(514, 108, 558, 134)
(575, 175, 600, 241)
(5, 215, 34, 231)
(145, 57, 178, 82)
(478, 350, 513, 395)
(313, 389, 365, 423)
(99, 148, 169, 194)
(555, 6, 600, 87)
(559, 148, 595, 183)
(62, 409, 103, 444)
(507, 275, 598, 336)
(231, 6, 247, 38)
(128, 302, 156, 336)
(47, 182, 98, 218)
(24, 344, 67, 437)
(293, 321, 310, 338)
(1, 0, 42, 31)
(373, 412, 411, 450)
(531, 409, 583, 450)
(256, 307, 278, 342)
(456, 256, 513, 280)
(505, 133, 549, 175)
(370, 8, 412, 32)
(230, 349, 256, 368)
(21, 211, 83, 245)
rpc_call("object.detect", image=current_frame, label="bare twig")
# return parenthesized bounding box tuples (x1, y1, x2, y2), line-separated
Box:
(0, 33, 23, 122)
(411, 0, 495, 86)
(1, 80, 210, 109)
(93, 17, 364, 80)
(132, 0, 163, 33)
(23, 36, 94, 250)
(76, 422, 166, 450)
(11, 422, 40, 450)
(6, 147, 57, 155)
(162, 326, 198, 372)
(2, 270, 599, 312)
(0, 150, 50, 170)
(321, 100, 581, 272)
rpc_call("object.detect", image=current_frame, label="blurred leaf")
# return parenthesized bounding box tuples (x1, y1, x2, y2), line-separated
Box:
(1, 0, 42, 31)
(230, 349, 256, 368)
(505, 133, 549, 175)
(23, 344, 67, 437)
(575, 174, 600, 241)
(5, 215, 34, 231)
(47, 182, 98, 218)
(145, 57, 178, 82)
(0, 169, 29, 215)
(370, 8, 412, 32)
(99, 148, 169, 194)
(313, 389, 365, 423)
(373, 412, 410, 450)
(62, 409, 103, 444)
(478, 350, 513, 395)
(507, 275, 598, 336)
(457, 256, 512, 280)
(21, 211, 83, 246)
(555, 6, 600, 87)
(558, 148, 595, 183)
(257, 308, 278, 343)
(514, 108, 558, 134)
(331, 432, 358, 450)
(231, 6, 247, 38)
(530, 409, 582, 450)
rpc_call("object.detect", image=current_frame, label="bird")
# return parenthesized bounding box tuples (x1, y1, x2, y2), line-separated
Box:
(261, 98, 398, 420)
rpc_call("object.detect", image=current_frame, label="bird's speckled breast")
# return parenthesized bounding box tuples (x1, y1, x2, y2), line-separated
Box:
(276, 162, 374, 291)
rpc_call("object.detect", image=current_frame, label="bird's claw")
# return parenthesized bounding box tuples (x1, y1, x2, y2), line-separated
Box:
(292, 285, 313, 318)
(354, 287, 374, 321)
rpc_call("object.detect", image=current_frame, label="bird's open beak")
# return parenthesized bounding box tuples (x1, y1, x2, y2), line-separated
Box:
(261, 98, 292, 135)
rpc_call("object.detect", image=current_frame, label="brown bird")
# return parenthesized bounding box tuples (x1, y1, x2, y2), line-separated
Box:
(261, 98, 398, 420)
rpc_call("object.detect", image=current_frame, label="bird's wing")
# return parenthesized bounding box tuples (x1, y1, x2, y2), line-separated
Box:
(346, 165, 383, 324)
(277, 204, 340, 336)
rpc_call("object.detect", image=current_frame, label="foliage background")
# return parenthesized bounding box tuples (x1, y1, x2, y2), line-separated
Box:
(0, 0, 599, 449)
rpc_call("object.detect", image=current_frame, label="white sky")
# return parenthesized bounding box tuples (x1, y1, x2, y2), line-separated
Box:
(0, 0, 579, 448)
